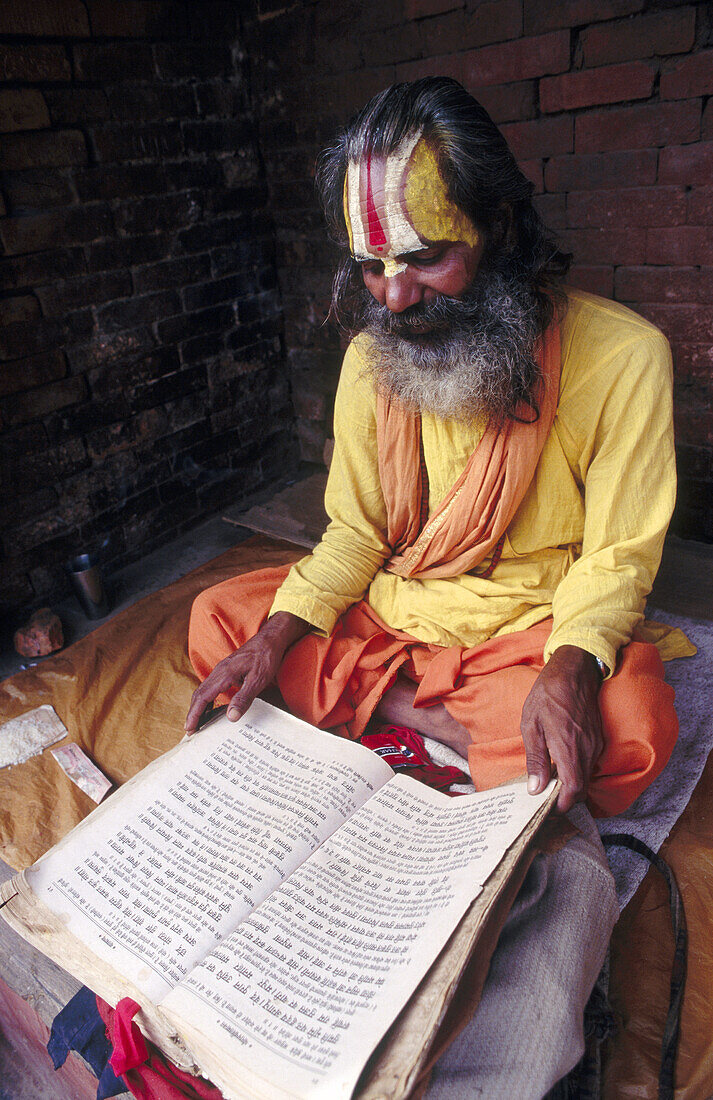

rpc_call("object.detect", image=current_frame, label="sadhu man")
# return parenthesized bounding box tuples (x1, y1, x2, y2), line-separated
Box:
(186, 78, 684, 1094)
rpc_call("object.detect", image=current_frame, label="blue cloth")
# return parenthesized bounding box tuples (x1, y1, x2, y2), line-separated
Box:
(48, 986, 128, 1099)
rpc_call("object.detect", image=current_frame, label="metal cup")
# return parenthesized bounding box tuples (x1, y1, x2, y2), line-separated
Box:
(66, 553, 110, 619)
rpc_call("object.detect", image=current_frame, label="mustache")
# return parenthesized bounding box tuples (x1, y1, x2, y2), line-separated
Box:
(362, 290, 483, 339)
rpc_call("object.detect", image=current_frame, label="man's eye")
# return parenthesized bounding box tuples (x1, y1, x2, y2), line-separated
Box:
(360, 260, 384, 275)
(412, 251, 444, 267)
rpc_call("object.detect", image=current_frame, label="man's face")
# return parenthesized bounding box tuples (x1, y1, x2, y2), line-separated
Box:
(344, 133, 485, 318)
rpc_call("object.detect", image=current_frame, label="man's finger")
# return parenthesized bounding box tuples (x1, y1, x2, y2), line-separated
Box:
(226, 668, 265, 721)
(522, 721, 552, 794)
(185, 663, 246, 732)
(551, 749, 587, 812)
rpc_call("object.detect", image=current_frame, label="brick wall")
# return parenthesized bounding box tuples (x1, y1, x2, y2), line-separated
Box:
(0, 0, 295, 627)
(244, 0, 713, 542)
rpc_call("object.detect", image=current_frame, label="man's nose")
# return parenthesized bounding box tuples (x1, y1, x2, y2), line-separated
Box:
(384, 269, 423, 313)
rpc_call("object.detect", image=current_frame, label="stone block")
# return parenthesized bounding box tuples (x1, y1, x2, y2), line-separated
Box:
(14, 608, 64, 658)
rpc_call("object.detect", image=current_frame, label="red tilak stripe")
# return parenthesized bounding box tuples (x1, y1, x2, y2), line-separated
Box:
(365, 154, 386, 250)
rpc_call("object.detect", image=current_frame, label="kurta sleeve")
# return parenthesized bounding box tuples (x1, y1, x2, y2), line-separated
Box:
(269, 338, 391, 634)
(543, 328, 676, 674)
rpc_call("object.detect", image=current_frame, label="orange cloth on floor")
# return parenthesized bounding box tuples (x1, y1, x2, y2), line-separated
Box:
(188, 565, 678, 819)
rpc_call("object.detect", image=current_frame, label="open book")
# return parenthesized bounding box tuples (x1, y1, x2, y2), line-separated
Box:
(0, 699, 556, 1100)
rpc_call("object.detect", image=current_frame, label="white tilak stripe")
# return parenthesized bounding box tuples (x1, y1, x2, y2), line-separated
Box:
(383, 130, 423, 258)
(346, 160, 367, 258)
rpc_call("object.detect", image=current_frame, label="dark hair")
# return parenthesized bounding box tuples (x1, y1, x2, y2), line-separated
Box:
(316, 76, 571, 335)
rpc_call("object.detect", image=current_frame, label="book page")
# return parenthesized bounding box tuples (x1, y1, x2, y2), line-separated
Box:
(26, 700, 392, 1004)
(160, 775, 555, 1100)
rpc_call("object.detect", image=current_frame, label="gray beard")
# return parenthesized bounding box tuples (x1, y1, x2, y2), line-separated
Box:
(360, 272, 542, 424)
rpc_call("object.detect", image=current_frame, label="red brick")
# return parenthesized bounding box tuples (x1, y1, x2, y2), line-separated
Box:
(1, 377, 87, 427)
(0, 248, 86, 292)
(465, 0, 523, 47)
(154, 43, 231, 81)
(45, 89, 109, 126)
(73, 43, 156, 83)
(558, 227, 646, 264)
(671, 342, 713, 377)
(0, 44, 71, 83)
(575, 101, 700, 153)
(659, 142, 713, 186)
(36, 272, 132, 320)
(661, 51, 713, 101)
(0, 89, 50, 134)
(406, 0, 459, 16)
(567, 186, 686, 228)
(86, 0, 189, 37)
(0, 207, 113, 256)
(520, 158, 544, 193)
(636, 304, 713, 345)
(362, 21, 422, 65)
(0, 295, 40, 326)
(545, 149, 657, 192)
(581, 8, 696, 66)
(688, 187, 713, 226)
(646, 227, 713, 266)
(704, 100, 713, 140)
(565, 265, 614, 298)
(0, 129, 86, 171)
(540, 62, 655, 113)
(524, 0, 643, 35)
(461, 31, 570, 88)
(91, 123, 183, 163)
(614, 266, 706, 303)
(501, 116, 573, 159)
(0, 0, 89, 35)
(0, 350, 67, 398)
(533, 192, 567, 227)
(473, 81, 536, 123)
(395, 53, 465, 85)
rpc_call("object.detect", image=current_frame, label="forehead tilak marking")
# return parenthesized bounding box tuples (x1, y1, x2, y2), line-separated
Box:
(345, 130, 424, 275)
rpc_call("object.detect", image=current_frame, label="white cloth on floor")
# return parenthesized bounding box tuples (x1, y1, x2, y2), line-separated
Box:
(425, 804, 618, 1100)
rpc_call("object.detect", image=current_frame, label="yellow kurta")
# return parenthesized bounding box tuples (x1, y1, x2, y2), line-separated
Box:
(271, 289, 679, 675)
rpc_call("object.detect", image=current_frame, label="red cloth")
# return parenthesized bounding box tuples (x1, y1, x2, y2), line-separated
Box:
(98, 997, 223, 1100)
(108, 998, 148, 1076)
(188, 566, 678, 818)
(361, 725, 469, 791)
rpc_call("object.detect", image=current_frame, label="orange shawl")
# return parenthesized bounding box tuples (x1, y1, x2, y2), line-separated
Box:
(376, 324, 561, 579)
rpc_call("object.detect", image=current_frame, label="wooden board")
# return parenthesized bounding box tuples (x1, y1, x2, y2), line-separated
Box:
(223, 471, 328, 550)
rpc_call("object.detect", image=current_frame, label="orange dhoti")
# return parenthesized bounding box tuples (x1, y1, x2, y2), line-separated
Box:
(188, 565, 678, 819)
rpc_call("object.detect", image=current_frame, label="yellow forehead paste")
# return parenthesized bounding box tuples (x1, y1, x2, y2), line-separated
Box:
(405, 138, 481, 250)
(343, 133, 480, 277)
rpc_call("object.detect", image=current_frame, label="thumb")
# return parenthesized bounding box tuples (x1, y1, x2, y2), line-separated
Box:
(522, 722, 552, 794)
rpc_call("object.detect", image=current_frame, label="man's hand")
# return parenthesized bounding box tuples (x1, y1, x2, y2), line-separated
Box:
(520, 645, 604, 813)
(185, 611, 310, 734)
